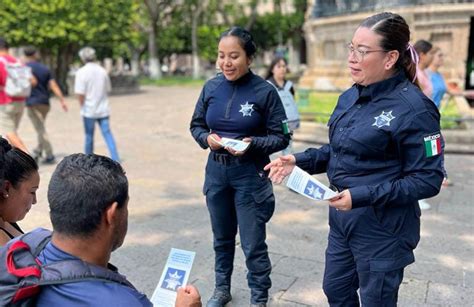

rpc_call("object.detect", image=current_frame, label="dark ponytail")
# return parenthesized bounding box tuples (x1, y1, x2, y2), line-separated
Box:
(360, 12, 419, 87)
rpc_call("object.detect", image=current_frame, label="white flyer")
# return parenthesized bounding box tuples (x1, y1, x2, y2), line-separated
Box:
(286, 166, 338, 201)
(219, 137, 250, 152)
(150, 248, 196, 307)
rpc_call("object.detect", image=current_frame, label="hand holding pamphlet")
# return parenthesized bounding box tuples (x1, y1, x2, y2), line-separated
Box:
(286, 166, 338, 201)
(210, 135, 250, 152)
(151, 248, 196, 307)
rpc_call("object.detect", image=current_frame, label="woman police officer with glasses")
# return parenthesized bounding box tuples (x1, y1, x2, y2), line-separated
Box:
(265, 12, 443, 306)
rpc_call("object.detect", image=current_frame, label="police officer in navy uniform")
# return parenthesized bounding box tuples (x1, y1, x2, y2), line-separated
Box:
(190, 27, 289, 307)
(265, 13, 444, 306)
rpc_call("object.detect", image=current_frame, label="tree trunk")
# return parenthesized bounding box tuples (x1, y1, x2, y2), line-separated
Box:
(131, 48, 141, 76)
(148, 22, 162, 79)
(56, 44, 76, 95)
(191, 2, 206, 79)
(245, 0, 259, 31)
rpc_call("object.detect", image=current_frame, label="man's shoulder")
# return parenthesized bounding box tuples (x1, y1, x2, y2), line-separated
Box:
(37, 279, 152, 307)
(0, 54, 19, 64)
(27, 61, 50, 72)
(36, 242, 151, 306)
(77, 63, 107, 80)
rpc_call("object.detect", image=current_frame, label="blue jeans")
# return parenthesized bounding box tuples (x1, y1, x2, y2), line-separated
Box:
(83, 116, 120, 162)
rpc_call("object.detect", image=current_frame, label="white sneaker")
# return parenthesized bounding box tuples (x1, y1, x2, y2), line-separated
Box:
(418, 199, 431, 210)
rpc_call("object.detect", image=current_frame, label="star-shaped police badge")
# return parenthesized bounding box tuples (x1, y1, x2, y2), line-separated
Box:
(239, 101, 254, 117)
(163, 270, 183, 291)
(372, 110, 395, 128)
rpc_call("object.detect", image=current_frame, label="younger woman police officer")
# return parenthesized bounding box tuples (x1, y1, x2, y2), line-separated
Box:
(265, 13, 444, 306)
(190, 27, 289, 307)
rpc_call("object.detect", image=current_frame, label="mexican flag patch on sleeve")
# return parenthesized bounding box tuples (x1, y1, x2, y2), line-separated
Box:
(424, 133, 442, 157)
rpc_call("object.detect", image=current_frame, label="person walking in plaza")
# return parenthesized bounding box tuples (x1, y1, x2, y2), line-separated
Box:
(413, 39, 436, 210)
(265, 57, 300, 155)
(0, 136, 39, 246)
(74, 47, 120, 162)
(414, 39, 434, 98)
(427, 46, 461, 187)
(0, 38, 35, 153)
(190, 26, 289, 307)
(24, 46, 68, 164)
(265, 12, 443, 306)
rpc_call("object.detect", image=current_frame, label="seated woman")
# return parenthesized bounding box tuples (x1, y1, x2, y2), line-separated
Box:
(0, 136, 39, 245)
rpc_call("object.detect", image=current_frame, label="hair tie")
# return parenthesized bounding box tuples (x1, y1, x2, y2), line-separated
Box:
(406, 43, 419, 82)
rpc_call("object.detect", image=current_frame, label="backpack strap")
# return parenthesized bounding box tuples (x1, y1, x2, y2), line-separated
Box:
(4, 229, 52, 283)
(6, 228, 135, 290)
(39, 259, 136, 289)
(15, 228, 53, 257)
(266, 79, 278, 90)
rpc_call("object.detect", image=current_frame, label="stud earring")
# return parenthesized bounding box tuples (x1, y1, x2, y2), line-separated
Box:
(3, 194, 8, 198)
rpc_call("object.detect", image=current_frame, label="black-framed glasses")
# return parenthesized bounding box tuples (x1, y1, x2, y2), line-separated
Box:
(346, 43, 387, 62)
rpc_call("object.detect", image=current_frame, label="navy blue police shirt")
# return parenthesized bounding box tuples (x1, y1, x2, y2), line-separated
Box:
(26, 61, 53, 106)
(190, 71, 290, 157)
(295, 72, 444, 208)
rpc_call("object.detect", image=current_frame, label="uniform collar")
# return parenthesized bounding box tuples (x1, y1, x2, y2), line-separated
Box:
(226, 70, 253, 85)
(356, 71, 406, 101)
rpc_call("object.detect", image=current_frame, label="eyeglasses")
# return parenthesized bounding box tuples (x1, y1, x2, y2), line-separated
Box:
(346, 43, 387, 62)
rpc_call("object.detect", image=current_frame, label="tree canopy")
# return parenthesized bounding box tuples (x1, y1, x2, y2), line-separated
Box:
(0, 0, 306, 81)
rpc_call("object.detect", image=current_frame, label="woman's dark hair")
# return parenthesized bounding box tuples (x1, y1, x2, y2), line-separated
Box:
(359, 12, 418, 86)
(219, 26, 257, 58)
(0, 38, 9, 50)
(0, 137, 7, 187)
(0, 139, 38, 188)
(265, 57, 288, 80)
(23, 45, 37, 57)
(413, 40, 433, 55)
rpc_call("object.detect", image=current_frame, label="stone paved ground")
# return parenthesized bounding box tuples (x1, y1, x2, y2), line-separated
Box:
(18, 85, 473, 306)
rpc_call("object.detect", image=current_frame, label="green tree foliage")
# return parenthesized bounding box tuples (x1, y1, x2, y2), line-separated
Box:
(0, 0, 138, 91)
(197, 25, 227, 63)
(196, 0, 306, 63)
(0, 0, 306, 82)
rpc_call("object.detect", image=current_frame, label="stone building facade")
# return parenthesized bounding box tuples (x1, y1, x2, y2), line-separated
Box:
(300, 1, 474, 90)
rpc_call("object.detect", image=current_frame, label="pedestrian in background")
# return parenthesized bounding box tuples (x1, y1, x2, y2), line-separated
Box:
(414, 39, 434, 98)
(428, 46, 462, 187)
(74, 47, 120, 162)
(265, 57, 300, 154)
(190, 26, 289, 307)
(24, 46, 67, 164)
(0, 37, 36, 153)
(265, 12, 443, 306)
